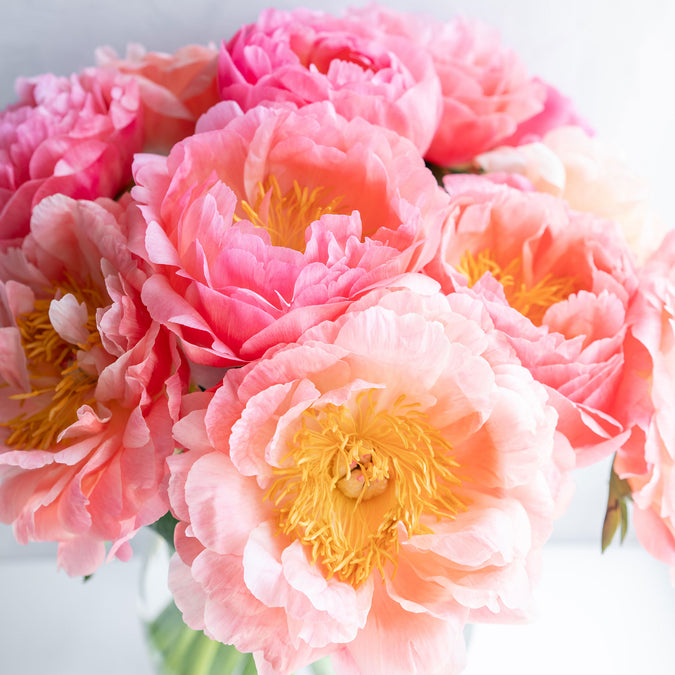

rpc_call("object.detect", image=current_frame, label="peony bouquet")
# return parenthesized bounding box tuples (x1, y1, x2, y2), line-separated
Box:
(1, 4, 673, 674)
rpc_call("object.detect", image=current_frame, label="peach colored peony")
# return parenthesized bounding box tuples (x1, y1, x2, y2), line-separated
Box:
(346, 6, 546, 166)
(477, 126, 667, 262)
(0, 195, 187, 576)
(130, 101, 450, 368)
(426, 175, 639, 466)
(96, 43, 219, 152)
(217, 7, 442, 155)
(167, 287, 572, 675)
(614, 231, 675, 579)
(0, 69, 143, 247)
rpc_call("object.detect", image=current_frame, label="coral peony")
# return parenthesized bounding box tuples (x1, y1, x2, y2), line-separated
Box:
(426, 175, 639, 466)
(130, 101, 449, 368)
(217, 7, 442, 155)
(0, 69, 143, 247)
(167, 287, 571, 674)
(96, 43, 219, 152)
(614, 231, 675, 579)
(477, 125, 666, 262)
(0, 195, 186, 576)
(346, 6, 546, 166)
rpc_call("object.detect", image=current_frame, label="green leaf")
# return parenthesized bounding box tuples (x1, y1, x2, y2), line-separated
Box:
(601, 460, 633, 552)
(149, 511, 180, 551)
(425, 161, 483, 186)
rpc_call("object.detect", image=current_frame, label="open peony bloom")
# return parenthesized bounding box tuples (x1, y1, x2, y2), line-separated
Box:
(130, 101, 450, 368)
(0, 69, 143, 247)
(477, 125, 666, 262)
(96, 43, 219, 153)
(346, 5, 546, 166)
(167, 287, 572, 675)
(0, 195, 187, 576)
(614, 231, 675, 580)
(217, 7, 442, 155)
(426, 175, 639, 466)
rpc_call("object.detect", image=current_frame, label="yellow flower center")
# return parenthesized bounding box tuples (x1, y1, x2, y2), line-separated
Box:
(3, 277, 103, 451)
(458, 249, 576, 325)
(267, 391, 466, 588)
(235, 175, 343, 252)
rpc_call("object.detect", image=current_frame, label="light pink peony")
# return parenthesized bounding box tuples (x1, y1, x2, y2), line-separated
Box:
(346, 6, 546, 166)
(217, 7, 442, 155)
(426, 175, 639, 466)
(614, 231, 675, 579)
(96, 43, 219, 152)
(0, 195, 187, 576)
(167, 287, 572, 674)
(0, 69, 143, 247)
(130, 101, 450, 368)
(477, 126, 666, 262)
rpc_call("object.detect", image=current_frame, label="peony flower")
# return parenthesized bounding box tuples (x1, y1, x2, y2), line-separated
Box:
(0, 195, 187, 576)
(130, 101, 450, 369)
(167, 287, 572, 674)
(477, 125, 666, 262)
(96, 43, 220, 152)
(346, 5, 546, 166)
(426, 175, 639, 466)
(614, 231, 675, 579)
(500, 80, 593, 146)
(0, 69, 143, 247)
(217, 7, 442, 155)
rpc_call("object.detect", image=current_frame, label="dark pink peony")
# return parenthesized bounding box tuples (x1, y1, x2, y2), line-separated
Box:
(217, 7, 442, 155)
(0, 69, 143, 247)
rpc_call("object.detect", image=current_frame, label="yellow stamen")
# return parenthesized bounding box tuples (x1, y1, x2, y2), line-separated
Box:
(3, 276, 104, 451)
(458, 249, 576, 325)
(234, 175, 343, 252)
(266, 391, 466, 588)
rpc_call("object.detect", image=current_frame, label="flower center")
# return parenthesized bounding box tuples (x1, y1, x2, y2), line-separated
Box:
(3, 277, 103, 451)
(235, 175, 343, 252)
(267, 391, 466, 588)
(458, 249, 576, 325)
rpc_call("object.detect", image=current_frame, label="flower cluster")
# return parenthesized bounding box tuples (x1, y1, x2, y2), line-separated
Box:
(0, 5, 672, 674)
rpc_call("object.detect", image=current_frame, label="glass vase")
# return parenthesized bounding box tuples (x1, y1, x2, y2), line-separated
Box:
(138, 532, 336, 675)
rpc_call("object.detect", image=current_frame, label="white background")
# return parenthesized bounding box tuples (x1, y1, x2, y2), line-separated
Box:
(1, 1, 674, 673)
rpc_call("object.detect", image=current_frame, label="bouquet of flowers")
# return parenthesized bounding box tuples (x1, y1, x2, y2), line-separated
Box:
(1, 4, 673, 674)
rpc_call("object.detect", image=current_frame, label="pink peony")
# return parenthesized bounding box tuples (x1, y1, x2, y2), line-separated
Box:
(217, 7, 442, 155)
(0, 195, 187, 576)
(426, 175, 639, 466)
(0, 69, 143, 247)
(346, 6, 546, 166)
(167, 287, 572, 674)
(501, 80, 593, 147)
(130, 101, 450, 368)
(96, 43, 220, 152)
(614, 231, 675, 578)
